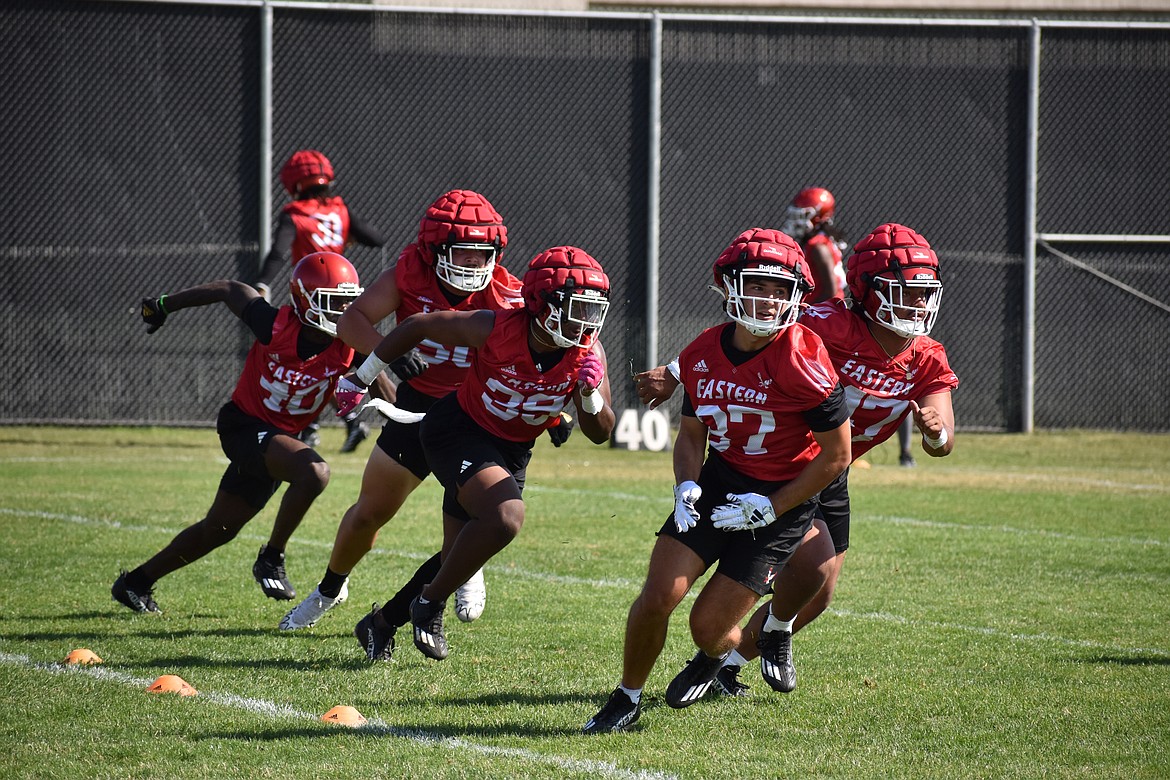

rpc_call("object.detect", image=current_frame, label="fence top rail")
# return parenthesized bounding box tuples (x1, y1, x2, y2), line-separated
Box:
(50, 0, 1170, 30)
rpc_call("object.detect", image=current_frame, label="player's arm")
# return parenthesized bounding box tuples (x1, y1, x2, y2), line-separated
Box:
(140, 280, 260, 334)
(354, 310, 495, 388)
(573, 341, 616, 445)
(634, 357, 681, 410)
(673, 413, 707, 486)
(764, 416, 851, 516)
(337, 266, 402, 355)
(911, 390, 955, 457)
(348, 212, 386, 248)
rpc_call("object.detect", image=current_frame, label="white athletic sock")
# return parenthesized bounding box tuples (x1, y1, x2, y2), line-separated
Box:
(619, 684, 642, 704)
(724, 650, 749, 668)
(764, 613, 795, 634)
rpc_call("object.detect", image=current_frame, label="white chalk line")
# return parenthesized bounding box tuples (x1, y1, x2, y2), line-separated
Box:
(0, 650, 676, 780)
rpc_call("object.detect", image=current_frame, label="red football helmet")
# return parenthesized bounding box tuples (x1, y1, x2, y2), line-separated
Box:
(522, 247, 610, 349)
(417, 190, 508, 293)
(711, 228, 811, 337)
(289, 252, 363, 335)
(780, 187, 836, 243)
(279, 150, 334, 196)
(846, 223, 943, 338)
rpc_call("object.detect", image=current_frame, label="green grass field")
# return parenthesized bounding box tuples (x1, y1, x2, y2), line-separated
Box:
(1, 425, 1167, 779)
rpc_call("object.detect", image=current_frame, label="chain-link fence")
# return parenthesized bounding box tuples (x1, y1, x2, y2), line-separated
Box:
(2, 1, 1168, 431)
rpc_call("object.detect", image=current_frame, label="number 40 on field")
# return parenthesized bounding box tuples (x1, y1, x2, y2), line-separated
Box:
(610, 408, 671, 452)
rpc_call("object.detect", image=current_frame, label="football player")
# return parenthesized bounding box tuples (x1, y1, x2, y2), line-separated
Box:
(279, 190, 536, 641)
(256, 149, 387, 453)
(112, 252, 368, 613)
(335, 246, 616, 664)
(584, 229, 851, 734)
(632, 223, 958, 698)
(780, 186, 850, 304)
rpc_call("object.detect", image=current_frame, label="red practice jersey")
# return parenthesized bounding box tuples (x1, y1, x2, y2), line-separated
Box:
(800, 298, 959, 459)
(678, 323, 840, 482)
(457, 308, 593, 443)
(231, 307, 355, 434)
(283, 196, 351, 263)
(804, 232, 846, 300)
(394, 244, 524, 398)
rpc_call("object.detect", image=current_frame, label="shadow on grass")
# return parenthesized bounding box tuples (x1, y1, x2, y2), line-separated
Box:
(1079, 654, 1170, 666)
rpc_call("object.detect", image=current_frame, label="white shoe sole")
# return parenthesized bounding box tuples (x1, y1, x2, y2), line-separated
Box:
(279, 581, 349, 631)
(454, 568, 486, 623)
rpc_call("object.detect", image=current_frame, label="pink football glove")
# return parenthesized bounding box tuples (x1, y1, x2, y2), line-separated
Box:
(334, 375, 367, 418)
(577, 352, 604, 392)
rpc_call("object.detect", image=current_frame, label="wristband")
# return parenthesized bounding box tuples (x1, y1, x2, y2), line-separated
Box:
(355, 353, 390, 387)
(666, 357, 681, 381)
(922, 427, 949, 449)
(580, 388, 603, 415)
(158, 294, 169, 315)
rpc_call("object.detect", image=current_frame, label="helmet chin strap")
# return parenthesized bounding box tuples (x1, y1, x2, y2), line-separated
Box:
(529, 316, 561, 350)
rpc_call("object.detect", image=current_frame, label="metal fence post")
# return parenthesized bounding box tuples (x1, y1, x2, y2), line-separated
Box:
(646, 11, 663, 371)
(259, 0, 274, 267)
(1022, 19, 1041, 434)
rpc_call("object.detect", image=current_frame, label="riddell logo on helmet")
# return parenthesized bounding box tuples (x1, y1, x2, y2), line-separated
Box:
(912, 272, 936, 280)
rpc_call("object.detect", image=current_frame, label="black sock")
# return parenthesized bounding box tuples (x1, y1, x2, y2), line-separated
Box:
(260, 544, 284, 563)
(319, 568, 348, 599)
(381, 553, 442, 627)
(126, 567, 155, 592)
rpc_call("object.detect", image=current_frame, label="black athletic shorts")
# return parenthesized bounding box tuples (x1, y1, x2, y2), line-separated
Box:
(374, 381, 442, 480)
(658, 452, 819, 596)
(815, 468, 851, 554)
(215, 401, 285, 509)
(419, 392, 533, 523)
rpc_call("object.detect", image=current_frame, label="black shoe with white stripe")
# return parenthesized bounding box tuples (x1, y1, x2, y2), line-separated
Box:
(664, 650, 726, 708)
(354, 603, 396, 662)
(583, 687, 641, 734)
(253, 545, 296, 601)
(757, 628, 797, 692)
(409, 596, 449, 660)
(112, 570, 161, 614)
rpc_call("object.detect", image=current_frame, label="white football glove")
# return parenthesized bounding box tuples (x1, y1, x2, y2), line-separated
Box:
(672, 480, 702, 533)
(710, 492, 777, 532)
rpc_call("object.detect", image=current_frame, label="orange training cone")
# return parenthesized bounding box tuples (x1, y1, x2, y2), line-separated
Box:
(63, 648, 103, 665)
(146, 674, 198, 696)
(320, 705, 367, 727)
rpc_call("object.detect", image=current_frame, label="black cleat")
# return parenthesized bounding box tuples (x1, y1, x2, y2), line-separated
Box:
(409, 596, 449, 660)
(713, 663, 750, 697)
(253, 545, 296, 601)
(354, 604, 396, 662)
(583, 687, 641, 734)
(899, 453, 917, 468)
(340, 418, 368, 454)
(757, 628, 797, 692)
(112, 570, 160, 614)
(665, 650, 727, 708)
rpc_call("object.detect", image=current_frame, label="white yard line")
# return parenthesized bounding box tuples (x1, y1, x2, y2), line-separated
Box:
(0, 650, 677, 780)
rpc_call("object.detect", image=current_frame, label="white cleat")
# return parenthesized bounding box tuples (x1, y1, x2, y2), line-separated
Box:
(454, 568, 487, 623)
(279, 581, 349, 631)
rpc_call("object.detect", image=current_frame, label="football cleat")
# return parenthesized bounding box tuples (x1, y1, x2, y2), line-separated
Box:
(454, 567, 487, 623)
(111, 570, 160, 614)
(340, 418, 368, 454)
(583, 687, 641, 734)
(900, 452, 917, 468)
(354, 603, 396, 662)
(279, 581, 349, 631)
(713, 664, 750, 697)
(253, 545, 296, 601)
(757, 628, 797, 693)
(665, 650, 728, 708)
(409, 596, 449, 660)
